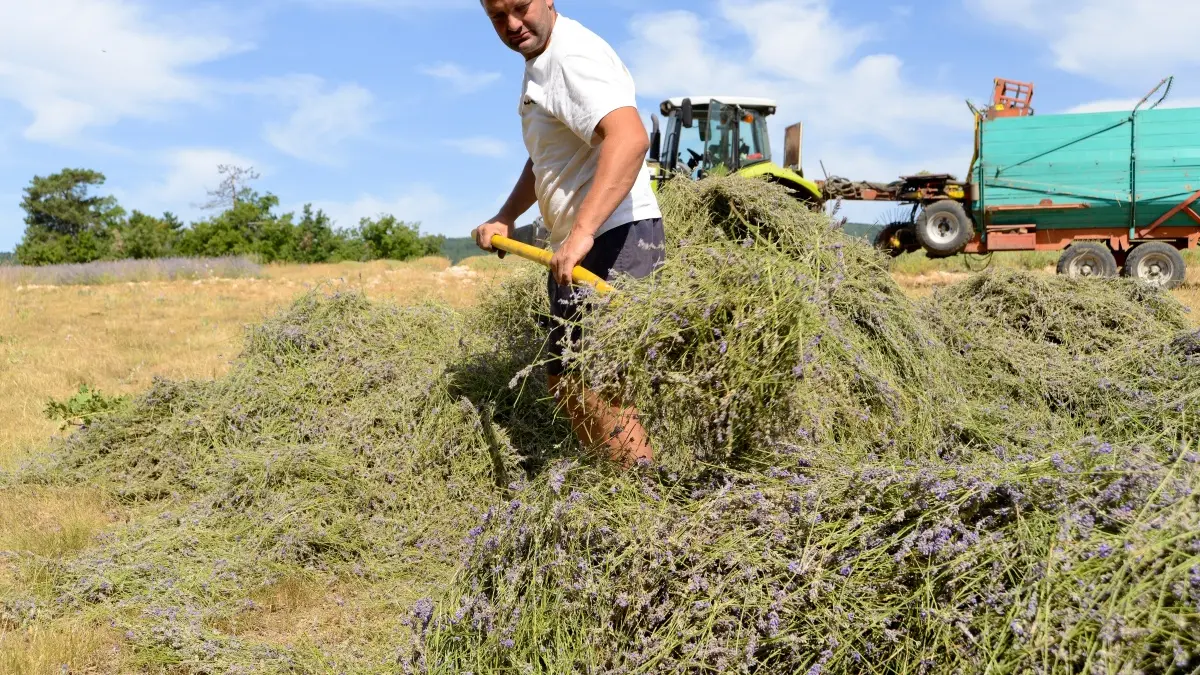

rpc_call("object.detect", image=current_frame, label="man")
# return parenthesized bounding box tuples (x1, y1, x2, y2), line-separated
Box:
(472, 0, 664, 467)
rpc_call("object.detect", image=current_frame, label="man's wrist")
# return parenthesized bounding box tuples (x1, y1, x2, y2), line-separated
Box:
(569, 221, 599, 241)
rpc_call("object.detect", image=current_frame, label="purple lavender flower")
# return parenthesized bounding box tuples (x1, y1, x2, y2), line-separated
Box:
(413, 598, 434, 630)
(549, 467, 566, 495)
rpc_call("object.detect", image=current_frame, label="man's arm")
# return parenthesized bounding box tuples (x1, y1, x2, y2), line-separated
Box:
(473, 158, 537, 257)
(549, 107, 649, 284)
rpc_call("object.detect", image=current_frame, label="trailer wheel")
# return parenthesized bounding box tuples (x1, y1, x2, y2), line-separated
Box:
(1056, 242, 1118, 279)
(1122, 242, 1186, 289)
(874, 222, 919, 258)
(915, 201, 974, 257)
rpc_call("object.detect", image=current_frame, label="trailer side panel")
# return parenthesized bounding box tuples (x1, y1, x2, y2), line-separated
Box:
(975, 107, 1200, 236)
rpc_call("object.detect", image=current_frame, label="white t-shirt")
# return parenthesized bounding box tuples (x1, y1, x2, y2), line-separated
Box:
(519, 14, 661, 250)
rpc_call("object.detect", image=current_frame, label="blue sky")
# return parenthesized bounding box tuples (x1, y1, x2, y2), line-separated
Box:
(2, 0, 1199, 252)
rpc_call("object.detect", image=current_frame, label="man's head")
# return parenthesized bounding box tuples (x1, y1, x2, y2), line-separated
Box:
(481, 0, 556, 58)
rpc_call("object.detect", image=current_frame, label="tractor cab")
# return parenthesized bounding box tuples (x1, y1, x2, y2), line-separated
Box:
(647, 96, 823, 204)
(650, 96, 777, 178)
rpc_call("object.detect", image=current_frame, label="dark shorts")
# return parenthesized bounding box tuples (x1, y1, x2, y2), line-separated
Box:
(547, 218, 666, 377)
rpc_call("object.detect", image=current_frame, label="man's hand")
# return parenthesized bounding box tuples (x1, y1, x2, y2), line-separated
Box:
(549, 231, 594, 286)
(472, 218, 515, 259)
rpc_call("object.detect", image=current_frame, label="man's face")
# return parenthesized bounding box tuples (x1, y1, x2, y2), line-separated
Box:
(481, 0, 555, 58)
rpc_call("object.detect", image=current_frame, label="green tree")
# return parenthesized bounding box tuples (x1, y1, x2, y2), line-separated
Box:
(356, 215, 444, 261)
(15, 169, 125, 265)
(332, 230, 371, 262)
(291, 205, 339, 263)
(179, 192, 283, 259)
(119, 211, 184, 259)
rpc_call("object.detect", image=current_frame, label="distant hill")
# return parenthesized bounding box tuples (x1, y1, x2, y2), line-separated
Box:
(841, 221, 885, 242)
(440, 237, 481, 265)
(0, 252, 13, 265)
(440, 221, 549, 264)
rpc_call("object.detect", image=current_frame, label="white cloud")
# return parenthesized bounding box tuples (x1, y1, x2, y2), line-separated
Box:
(624, 0, 973, 182)
(969, 0, 1200, 83)
(443, 136, 510, 158)
(418, 62, 501, 94)
(259, 75, 378, 164)
(1066, 96, 1200, 115)
(721, 0, 873, 85)
(301, 0, 473, 9)
(123, 148, 262, 218)
(0, 0, 245, 143)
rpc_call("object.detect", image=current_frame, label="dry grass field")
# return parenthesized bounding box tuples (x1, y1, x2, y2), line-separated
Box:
(1, 250, 1197, 673)
(0, 255, 513, 673)
(0, 256, 509, 473)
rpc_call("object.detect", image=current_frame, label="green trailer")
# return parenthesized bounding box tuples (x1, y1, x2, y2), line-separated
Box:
(870, 78, 1199, 289)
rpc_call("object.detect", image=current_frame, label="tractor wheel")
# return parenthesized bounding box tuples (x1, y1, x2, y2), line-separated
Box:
(915, 200, 974, 257)
(874, 222, 919, 258)
(1121, 242, 1186, 289)
(1056, 242, 1118, 279)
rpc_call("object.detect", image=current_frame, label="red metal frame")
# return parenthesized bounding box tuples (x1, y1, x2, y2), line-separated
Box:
(987, 78, 1035, 119)
(962, 187, 1200, 255)
(1138, 189, 1200, 237)
(964, 226, 1198, 255)
(985, 202, 1090, 213)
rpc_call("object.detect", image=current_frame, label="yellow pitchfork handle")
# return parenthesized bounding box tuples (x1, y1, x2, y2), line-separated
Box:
(489, 234, 615, 295)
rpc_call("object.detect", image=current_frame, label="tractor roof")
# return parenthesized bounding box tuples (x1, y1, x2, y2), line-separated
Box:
(660, 96, 778, 116)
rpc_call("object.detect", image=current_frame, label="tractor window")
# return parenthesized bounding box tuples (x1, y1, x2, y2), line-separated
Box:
(739, 110, 770, 166)
(664, 103, 772, 176)
(706, 100, 738, 174)
(675, 111, 709, 178)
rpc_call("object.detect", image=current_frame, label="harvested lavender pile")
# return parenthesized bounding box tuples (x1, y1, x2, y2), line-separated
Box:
(550, 176, 977, 472)
(4, 175, 1197, 673)
(8, 292, 546, 670)
(420, 177, 1200, 673)
(922, 270, 1198, 445)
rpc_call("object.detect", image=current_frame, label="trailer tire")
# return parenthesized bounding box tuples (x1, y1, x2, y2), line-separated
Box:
(1122, 242, 1186, 289)
(1056, 242, 1118, 279)
(915, 201, 974, 257)
(874, 222, 919, 258)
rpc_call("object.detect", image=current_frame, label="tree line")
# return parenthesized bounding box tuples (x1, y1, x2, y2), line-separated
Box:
(11, 166, 445, 266)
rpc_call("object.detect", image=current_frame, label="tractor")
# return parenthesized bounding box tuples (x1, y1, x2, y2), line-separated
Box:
(647, 96, 823, 205)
